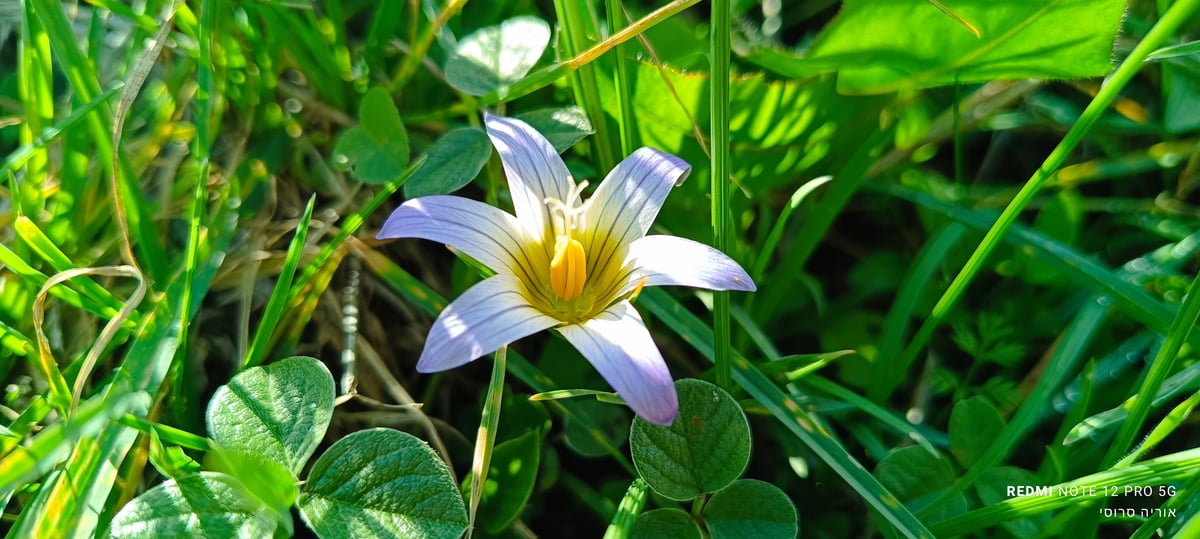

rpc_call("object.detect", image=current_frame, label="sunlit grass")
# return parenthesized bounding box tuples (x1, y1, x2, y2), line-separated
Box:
(1, 0, 1198, 537)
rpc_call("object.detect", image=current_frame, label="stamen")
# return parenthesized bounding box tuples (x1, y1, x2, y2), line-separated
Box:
(544, 180, 592, 301)
(550, 236, 586, 300)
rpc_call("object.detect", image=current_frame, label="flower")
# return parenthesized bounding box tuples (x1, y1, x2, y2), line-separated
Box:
(378, 113, 755, 425)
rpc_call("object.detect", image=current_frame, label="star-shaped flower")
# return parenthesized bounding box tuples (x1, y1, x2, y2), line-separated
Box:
(378, 113, 755, 425)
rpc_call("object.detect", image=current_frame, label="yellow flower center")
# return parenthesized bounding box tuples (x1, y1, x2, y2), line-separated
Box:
(528, 179, 637, 324)
(550, 236, 586, 300)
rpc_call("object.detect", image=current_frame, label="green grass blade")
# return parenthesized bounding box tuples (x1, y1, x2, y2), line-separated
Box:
(801, 375, 938, 457)
(604, 0, 637, 157)
(0, 390, 149, 496)
(243, 196, 317, 370)
(0, 243, 124, 324)
(553, 0, 617, 172)
(1065, 360, 1200, 445)
(749, 175, 833, 282)
(870, 222, 968, 401)
(1103, 272, 1200, 467)
(1116, 388, 1200, 468)
(0, 319, 36, 357)
(13, 216, 127, 318)
(32, 0, 169, 282)
(710, 0, 733, 392)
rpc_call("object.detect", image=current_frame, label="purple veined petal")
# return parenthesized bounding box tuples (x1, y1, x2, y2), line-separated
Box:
(582, 148, 690, 273)
(377, 195, 531, 275)
(623, 235, 757, 293)
(557, 301, 678, 426)
(484, 113, 573, 237)
(418, 274, 560, 372)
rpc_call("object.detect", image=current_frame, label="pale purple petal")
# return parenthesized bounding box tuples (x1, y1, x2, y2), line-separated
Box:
(418, 274, 559, 372)
(624, 235, 757, 293)
(583, 148, 690, 258)
(484, 113, 573, 236)
(557, 301, 678, 425)
(378, 195, 529, 274)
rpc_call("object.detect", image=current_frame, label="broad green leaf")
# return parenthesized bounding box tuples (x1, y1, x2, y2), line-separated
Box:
(332, 87, 409, 184)
(630, 508, 702, 539)
(949, 396, 1006, 469)
(630, 379, 751, 501)
(298, 428, 467, 539)
(206, 356, 334, 475)
(704, 479, 799, 539)
(744, 0, 1126, 94)
(110, 472, 278, 538)
(874, 446, 966, 523)
(596, 61, 887, 198)
(402, 127, 492, 198)
(472, 430, 541, 534)
(444, 16, 551, 96)
(515, 107, 594, 153)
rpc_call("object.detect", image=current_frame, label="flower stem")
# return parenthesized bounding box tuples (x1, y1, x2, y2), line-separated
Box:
(710, 0, 732, 392)
(602, 478, 649, 539)
(468, 345, 507, 538)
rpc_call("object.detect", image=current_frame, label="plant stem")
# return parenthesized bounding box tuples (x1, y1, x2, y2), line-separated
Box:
(468, 345, 507, 538)
(710, 0, 732, 392)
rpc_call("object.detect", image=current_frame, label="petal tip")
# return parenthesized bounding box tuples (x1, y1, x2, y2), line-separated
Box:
(637, 391, 679, 426)
(732, 272, 757, 292)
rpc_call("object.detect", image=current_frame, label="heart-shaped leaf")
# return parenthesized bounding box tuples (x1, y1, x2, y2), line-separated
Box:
(298, 428, 467, 539)
(333, 87, 410, 184)
(110, 472, 278, 538)
(445, 16, 551, 96)
(206, 356, 334, 475)
(402, 127, 492, 198)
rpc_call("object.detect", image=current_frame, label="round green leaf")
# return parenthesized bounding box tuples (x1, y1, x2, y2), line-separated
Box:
(974, 467, 1051, 538)
(206, 356, 334, 475)
(704, 479, 798, 539)
(630, 379, 751, 501)
(631, 508, 703, 539)
(111, 472, 278, 538)
(874, 445, 966, 522)
(444, 16, 550, 96)
(402, 127, 492, 198)
(298, 428, 467, 539)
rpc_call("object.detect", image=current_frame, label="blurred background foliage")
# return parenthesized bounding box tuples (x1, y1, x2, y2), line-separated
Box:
(1, 0, 1199, 537)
